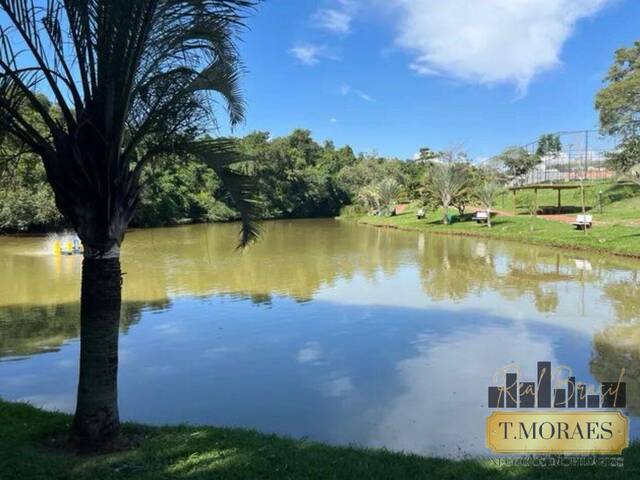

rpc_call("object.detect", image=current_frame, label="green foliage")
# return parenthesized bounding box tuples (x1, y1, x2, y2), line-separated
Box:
(597, 42, 640, 180)
(363, 205, 640, 259)
(0, 182, 62, 232)
(1, 111, 443, 231)
(0, 154, 62, 232)
(0, 96, 63, 231)
(497, 146, 541, 179)
(475, 180, 503, 210)
(339, 204, 368, 218)
(356, 178, 404, 216)
(416, 147, 438, 163)
(2, 126, 520, 232)
(0, 0, 261, 250)
(606, 137, 640, 174)
(516, 192, 539, 222)
(133, 156, 235, 227)
(425, 153, 471, 224)
(581, 185, 599, 209)
(536, 134, 562, 157)
(377, 178, 404, 214)
(596, 41, 640, 139)
(240, 130, 352, 219)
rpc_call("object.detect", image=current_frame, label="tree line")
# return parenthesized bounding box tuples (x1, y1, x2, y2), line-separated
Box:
(4, 29, 638, 236)
(0, 113, 423, 231)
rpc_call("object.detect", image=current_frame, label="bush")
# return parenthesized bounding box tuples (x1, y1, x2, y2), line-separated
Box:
(0, 157, 64, 232)
(339, 204, 368, 218)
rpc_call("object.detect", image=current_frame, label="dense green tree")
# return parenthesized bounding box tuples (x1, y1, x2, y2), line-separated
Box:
(240, 130, 350, 219)
(2, 126, 437, 231)
(596, 41, 640, 139)
(606, 137, 640, 174)
(497, 146, 541, 180)
(400, 159, 430, 200)
(0, 98, 62, 230)
(596, 42, 640, 176)
(134, 155, 235, 227)
(536, 134, 562, 158)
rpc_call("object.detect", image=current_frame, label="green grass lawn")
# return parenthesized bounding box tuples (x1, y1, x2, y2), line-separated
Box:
(357, 205, 640, 258)
(495, 181, 640, 224)
(1, 400, 639, 479)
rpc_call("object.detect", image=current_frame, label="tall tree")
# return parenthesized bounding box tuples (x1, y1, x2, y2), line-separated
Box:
(497, 146, 541, 182)
(0, 0, 258, 450)
(536, 134, 562, 158)
(375, 177, 404, 215)
(596, 41, 640, 140)
(596, 42, 640, 176)
(427, 151, 469, 225)
(474, 178, 503, 228)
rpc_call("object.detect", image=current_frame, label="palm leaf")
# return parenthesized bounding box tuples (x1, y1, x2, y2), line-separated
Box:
(186, 138, 261, 247)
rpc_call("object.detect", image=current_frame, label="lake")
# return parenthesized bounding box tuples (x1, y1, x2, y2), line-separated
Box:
(1, 219, 639, 457)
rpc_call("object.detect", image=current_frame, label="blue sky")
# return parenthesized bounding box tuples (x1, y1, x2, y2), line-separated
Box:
(230, 0, 639, 160)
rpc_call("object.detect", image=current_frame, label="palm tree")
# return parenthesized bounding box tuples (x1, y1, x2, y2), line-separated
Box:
(0, 0, 258, 450)
(474, 180, 503, 228)
(376, 178, 403, 215)
(429, 160, 468, 224)
(357, 178, 403, 216)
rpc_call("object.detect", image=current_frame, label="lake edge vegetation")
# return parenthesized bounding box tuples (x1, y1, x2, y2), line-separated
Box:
(2, 399, 639, 480)
(353, 203, 640, 259)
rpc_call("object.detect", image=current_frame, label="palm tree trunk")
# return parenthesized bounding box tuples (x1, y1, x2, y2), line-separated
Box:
(72, 254, 122, 451)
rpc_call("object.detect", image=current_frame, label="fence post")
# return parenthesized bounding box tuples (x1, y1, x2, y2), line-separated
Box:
(584, 130, 589, 179)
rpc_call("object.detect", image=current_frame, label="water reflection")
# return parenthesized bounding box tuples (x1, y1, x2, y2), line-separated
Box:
(1, 219, 639, 457)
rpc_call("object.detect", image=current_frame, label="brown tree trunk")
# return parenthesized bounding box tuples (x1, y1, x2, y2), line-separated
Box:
(72, 254, 122, 451)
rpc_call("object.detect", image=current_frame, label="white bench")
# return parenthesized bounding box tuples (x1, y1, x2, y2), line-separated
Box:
(472, 210, 490, 223)
(416, 208, 425, 219)
(572, 214, 593, 229)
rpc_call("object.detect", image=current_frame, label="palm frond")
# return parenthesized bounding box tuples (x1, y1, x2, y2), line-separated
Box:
(186, 138, 261, 247)
(0, 0, 258, 247)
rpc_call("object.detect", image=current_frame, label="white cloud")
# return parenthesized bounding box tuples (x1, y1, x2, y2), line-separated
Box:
(314, 8, 352, 34)
(289, 44, 339, 66)
(340, 83, 376, 102)
(389, 0, 612, 91)
(321, 376, 354, 398)
(289, 44, 323, 66)
(330, 117, 338, 123)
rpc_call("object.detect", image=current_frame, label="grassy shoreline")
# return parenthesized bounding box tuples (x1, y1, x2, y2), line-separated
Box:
(1, 400, 639, 479)
(352, 207, 640, 259)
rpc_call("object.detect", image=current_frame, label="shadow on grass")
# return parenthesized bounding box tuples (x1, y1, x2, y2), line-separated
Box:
(539, 206, 591, 214)
(3, 400, 639, 480)
(603, 184, 640, 204)
(611, 232, 640, 240)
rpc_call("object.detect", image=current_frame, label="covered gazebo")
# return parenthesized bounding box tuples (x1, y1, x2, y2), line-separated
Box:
(508, 184, 583, 214)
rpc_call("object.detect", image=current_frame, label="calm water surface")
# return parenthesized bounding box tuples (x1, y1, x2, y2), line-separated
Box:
(1, 219, 640, 457)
